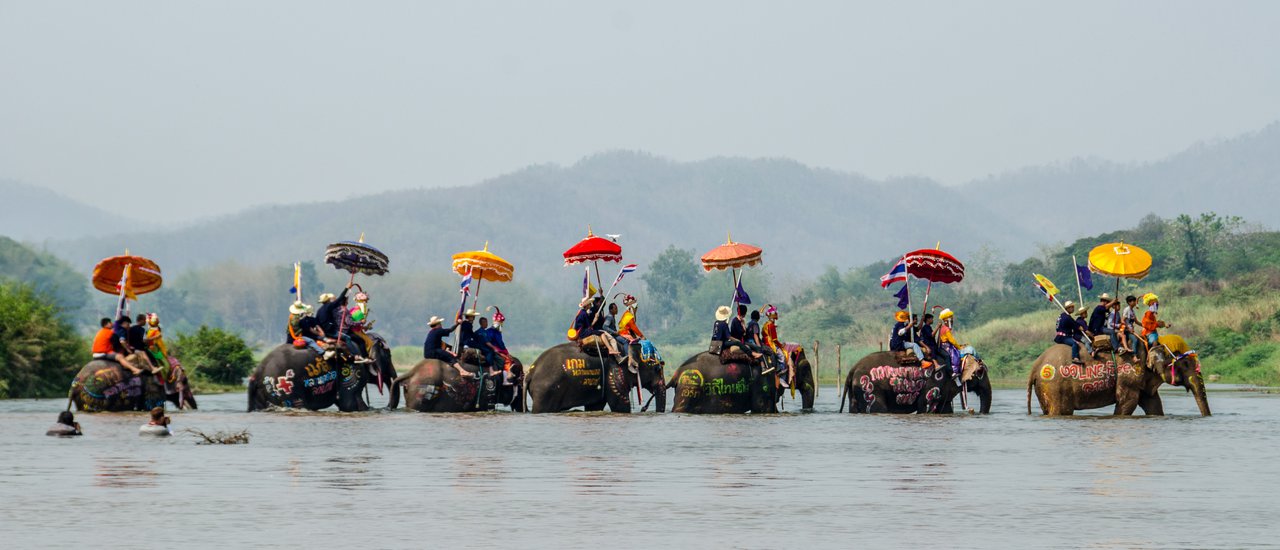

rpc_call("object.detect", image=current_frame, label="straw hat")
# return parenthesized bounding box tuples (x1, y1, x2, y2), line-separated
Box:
(428, 316, 444, 327)
(579, 297, 593, 309)
(1099, 293, 1112, 301)
(464, 309, 478, 318)
(894, 310, 910, 323)
(318, 293, 336, 304)
(939, 308, 954, 321)
(1063, 301, 1076, 311)
(715, 306, 732, 322)
(289, 301, 312, 315)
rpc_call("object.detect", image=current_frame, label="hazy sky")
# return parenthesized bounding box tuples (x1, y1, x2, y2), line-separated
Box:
(3, 1, 1279, 221)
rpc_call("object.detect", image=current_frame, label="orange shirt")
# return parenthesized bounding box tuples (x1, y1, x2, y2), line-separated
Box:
(1141, 311, 1160, 336)
(91, 328, 115, 354)
(618, 310, 644, 340)
(762, 320, 780, 351)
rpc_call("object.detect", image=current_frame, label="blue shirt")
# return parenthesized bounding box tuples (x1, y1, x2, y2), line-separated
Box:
(423, 325, 456, 358)
(710, 320, 730, 343)
(889, 321, 908, 351)
(483, 327, 506, 351)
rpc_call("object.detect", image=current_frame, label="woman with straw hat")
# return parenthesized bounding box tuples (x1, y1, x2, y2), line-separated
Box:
(889, 310, 926, 362)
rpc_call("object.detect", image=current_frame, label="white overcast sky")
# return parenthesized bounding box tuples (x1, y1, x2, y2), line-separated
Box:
(2, 0, 1278, 221)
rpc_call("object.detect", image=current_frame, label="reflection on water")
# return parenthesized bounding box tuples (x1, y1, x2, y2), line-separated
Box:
(1, 389, 1277, 549)
(94, 456, 159, 489)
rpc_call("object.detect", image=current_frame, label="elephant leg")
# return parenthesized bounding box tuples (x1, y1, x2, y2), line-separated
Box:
(866, 391, 889, 413)
(1138, 392, 1164, 416)
(1114, 388, 1140, 415)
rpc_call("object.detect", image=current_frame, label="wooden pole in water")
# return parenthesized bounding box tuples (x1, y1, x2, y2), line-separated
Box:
(813, 339, 819, 398)
(836, 344, 842, 396)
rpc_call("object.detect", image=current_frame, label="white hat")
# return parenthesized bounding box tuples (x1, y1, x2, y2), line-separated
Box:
(428, 316, 444, 327)
(463, 309, 478, 318)
(318, 293, 336, 304)
(1099, 293, 1112, 301)
(579, 297, 593, 308)
(1063, 301, 1076, 310)
(289, 301, 312, 315)
(715, 305, 732, 322)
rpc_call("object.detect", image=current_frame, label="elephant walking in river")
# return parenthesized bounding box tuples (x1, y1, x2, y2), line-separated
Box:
(1027, 335, 1209, 416)
(247, 335, 396, 412)
(843, 351, 991, 414)
(68, 352, 197, 412)
(525, 342, 665, 413)
(388, 353, 525, 412)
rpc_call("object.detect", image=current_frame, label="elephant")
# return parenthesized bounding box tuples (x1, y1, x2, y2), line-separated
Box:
(1027, 335, 1210, 416)
(68, 352, 198, 412)
(525, 342, 666, 413)
(387, 352, 526, 412)
(246, 334, 396, 412)
(842, 351, 990, 414)
(667, 350, 780, 414)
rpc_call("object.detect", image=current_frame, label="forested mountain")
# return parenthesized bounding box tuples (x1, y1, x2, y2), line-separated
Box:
(44, 153, 1027, 287)
(0, 180, 141, 242)
(968, 122, 1280, 241)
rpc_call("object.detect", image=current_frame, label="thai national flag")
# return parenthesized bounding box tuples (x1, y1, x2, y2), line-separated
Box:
(460, 268, 473, 295)
(880, 259, 908, 288)
(613, 264, 638, 286)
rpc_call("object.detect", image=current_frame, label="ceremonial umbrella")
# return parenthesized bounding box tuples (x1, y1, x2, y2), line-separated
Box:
(701, 233, 763, 308)
(1088, 241, 1152, 299)
(93, 252, 163, 318)
(451, 241, 514, 314)
(324, 234, 390, 336)
(563, 227, 622, 296)
(898, 247, 965, 339)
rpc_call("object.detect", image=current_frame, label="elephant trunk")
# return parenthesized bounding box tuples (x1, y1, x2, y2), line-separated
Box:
(654, 377, 667, 413)
(1188, 374, 1211, 417)
(386, 374, 404, 410)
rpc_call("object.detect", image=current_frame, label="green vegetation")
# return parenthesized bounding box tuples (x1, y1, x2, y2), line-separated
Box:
(0, 281, 86, 398)
(172, 326, 256, 386)
(0, 236, 90, 316)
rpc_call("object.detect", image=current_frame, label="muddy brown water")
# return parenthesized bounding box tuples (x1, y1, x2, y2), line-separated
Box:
(2, 387, 1277, 549)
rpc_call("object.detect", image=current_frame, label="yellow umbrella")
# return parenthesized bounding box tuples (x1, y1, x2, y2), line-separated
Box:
(451, 242, 514, 282)
(1088, 242, 1152, 279)
(450, 242, 514, 322)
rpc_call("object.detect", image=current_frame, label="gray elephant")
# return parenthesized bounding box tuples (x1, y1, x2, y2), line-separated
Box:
(842, 351, 991, 414)
(68, 352, 198, 412)
(525, 342, 665, 413)
(247, 335, 396, 412)
(388, 351, 526, 412)
(1027, 334, 1209, 416)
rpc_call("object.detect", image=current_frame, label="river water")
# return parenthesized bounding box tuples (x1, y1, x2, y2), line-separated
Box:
(2, 387, 1277, 549)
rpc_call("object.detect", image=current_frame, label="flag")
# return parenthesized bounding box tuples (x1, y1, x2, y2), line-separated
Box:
(893, 285, 909, 309)
(289, 262, 301, 297)
(613, 264, 638, 286)
(460, 267, 473, 295)
(880, 259, 908, 288)
(582, 266, 589, 297)
(1076, 263, 1094, 291)
(734, 278, 752, 305)
(1033, 273, 1060, 297)
(1034, 283, 1053, 302)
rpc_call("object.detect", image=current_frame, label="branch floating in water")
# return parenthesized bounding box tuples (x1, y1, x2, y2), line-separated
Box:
(183, 428, 250, 445)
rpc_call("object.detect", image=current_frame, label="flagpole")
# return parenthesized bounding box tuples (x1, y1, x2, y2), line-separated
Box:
(903, 255, 914, 341)
(1073, 254, 1085, 309)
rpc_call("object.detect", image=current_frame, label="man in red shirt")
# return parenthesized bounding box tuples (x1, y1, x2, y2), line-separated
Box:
(91, 318, 144, 375)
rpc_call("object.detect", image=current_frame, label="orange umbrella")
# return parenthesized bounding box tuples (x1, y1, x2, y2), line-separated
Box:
(701, 233, 762, 308)
(92, 254, 163, 297)
(700, 234, 763, 271)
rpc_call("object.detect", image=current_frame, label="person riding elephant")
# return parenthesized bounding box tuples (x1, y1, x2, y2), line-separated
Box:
(842, 350, 990, 414)
(888, 310, 928, 365)
(572, 296, 622, 361)
(316, 288, 349, 338)
(68, 351, 198, 412)
(525, 342, 665, 413)
(286, 301, 326, 355)
(1027, 334, 1209, 416)
(388, 354, 526, 412)
(247, 332, 396, 412)
(90, 317, 146, 376)
(422, 316, 470, 378)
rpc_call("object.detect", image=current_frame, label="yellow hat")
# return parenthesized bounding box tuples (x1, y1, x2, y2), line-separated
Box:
(1143, 293, 1159, 306)
(939, 308, 954, 321)
(894, 311, 910, 322)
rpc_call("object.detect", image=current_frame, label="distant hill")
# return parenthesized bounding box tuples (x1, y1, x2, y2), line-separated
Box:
(30, 120, 1280, 287)
(0, 180, 141, 242)
(43, 153, 1028, 286)
(0, 236, 90, 315)
(967, 122, 1280, 241)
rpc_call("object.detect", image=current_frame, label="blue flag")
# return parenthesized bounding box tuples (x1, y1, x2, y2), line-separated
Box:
(734, 279, 751, 305)
(1076, 263, 1094, 291)
(893, 285, 909, 309)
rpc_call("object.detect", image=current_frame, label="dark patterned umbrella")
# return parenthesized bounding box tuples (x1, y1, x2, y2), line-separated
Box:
(325, 235, 389, 277)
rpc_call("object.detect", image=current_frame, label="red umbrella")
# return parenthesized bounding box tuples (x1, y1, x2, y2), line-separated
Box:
(564, 227, 623, 296)
(903, 248, 965, 284)
(563, 228, 622, 265)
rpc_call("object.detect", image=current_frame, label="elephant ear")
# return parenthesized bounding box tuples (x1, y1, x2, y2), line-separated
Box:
(960, 356, 981, 382)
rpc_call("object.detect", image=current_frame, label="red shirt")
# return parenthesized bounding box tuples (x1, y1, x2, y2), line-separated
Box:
(92, 328, 115, 354)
